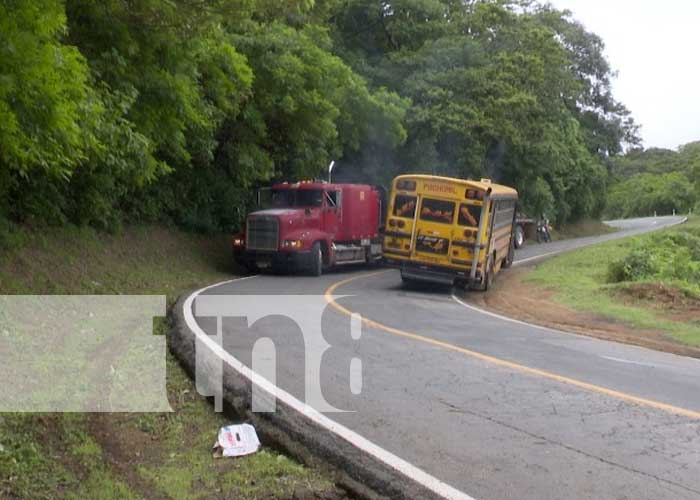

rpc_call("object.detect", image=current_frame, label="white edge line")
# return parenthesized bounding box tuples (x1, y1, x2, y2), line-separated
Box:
(182, 275, 475, 500)
(599, 356, 660, 368)
(450, 292, 565, 335)
(512, 249, 563, 266)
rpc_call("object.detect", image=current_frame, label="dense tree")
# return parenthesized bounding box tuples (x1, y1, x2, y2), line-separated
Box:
(331, 0, 631, 220)
(606, 172, 696, 218)
(0, 0, 644, 237)
(605, 141, 700, 218)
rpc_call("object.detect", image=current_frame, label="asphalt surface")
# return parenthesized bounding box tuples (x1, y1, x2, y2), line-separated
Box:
(192, 215, 700, 500)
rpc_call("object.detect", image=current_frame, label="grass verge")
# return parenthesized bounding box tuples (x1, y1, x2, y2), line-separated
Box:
(524, 217, 700, 347)
(0, 224, 347, 499)
(551, 218, 618, 240)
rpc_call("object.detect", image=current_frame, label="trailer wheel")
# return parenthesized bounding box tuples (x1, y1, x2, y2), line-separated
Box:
(310, 242, 323, 277)
(514, 224, 525, 249)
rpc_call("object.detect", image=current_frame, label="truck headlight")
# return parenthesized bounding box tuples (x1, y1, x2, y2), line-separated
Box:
(232, 238, 244, 247)
(283, 239, 303, 248)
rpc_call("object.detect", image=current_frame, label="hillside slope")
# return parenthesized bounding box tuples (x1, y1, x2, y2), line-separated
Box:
(0, 225, 348, 500)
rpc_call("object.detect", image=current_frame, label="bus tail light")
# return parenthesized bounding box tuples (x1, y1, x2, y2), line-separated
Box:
(389, 219, 397, 227)
(397, 220, 406, 229)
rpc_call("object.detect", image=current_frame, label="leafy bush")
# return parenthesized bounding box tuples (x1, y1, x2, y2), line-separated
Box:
(607, 248, 659, 283)
(607, 225, 700, 293)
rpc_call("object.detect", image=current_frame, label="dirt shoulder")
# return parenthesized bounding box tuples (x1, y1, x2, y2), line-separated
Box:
(465, 267, 700, 359)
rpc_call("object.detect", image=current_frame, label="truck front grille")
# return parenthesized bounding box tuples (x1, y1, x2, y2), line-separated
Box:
(246, 217, 279, 251)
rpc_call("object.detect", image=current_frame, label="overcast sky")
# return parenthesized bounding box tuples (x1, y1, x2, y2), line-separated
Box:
(546, 0, 700, 150)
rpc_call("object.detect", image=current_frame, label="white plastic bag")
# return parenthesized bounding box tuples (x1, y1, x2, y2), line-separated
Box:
(212, 423, 261, 458)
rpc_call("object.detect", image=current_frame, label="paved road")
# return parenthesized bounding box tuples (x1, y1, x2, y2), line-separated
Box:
(190, 216, 700, 500)
(514, 216, 684, 262)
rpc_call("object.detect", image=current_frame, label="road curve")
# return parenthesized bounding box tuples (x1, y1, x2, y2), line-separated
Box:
(187, 215, 700, 500)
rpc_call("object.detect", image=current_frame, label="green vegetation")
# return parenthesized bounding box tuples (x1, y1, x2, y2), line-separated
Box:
(0, 226, 344, 499)
(607, 224, 700, 296)
(0, 225, 231, 298)
(2, 0, 639, 238)
(551, 218, 617, 240)
(525, 218, 700, 346)
(606, 142, 700, 218)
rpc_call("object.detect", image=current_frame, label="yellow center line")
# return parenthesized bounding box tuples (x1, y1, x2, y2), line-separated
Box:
(324, 271, 700, 421)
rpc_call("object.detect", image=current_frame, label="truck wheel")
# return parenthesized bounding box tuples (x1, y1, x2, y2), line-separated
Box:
(239, 262, 258, 275)
(310, 242, 323, 277)
(514, 224, 525, 249)
(234, 256, 257, 275)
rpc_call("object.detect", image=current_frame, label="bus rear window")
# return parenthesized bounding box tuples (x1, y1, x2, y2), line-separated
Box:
(393, 195, 417, 218)
(458, 203, 481, 227)
(420, 198, 455, 224)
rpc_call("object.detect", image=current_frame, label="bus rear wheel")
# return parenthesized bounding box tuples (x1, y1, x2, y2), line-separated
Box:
(502, 238, 515, 269)
(472, 255, 494, 292)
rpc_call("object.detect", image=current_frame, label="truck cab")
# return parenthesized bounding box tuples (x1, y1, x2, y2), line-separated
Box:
(233, 181, 383, 275)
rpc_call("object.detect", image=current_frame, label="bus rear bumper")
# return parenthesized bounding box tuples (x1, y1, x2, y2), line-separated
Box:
(383, 256, 480, 286)
(401, 267, 456, 285)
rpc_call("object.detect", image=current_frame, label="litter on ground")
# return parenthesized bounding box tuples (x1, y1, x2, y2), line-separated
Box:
(212, 423, 261, 458)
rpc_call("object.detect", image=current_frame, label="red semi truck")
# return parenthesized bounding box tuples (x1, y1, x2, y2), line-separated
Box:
(233, 181, 383, 275)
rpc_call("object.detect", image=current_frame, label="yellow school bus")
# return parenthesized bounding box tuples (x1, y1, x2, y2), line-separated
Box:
(382, 175, 518, 290)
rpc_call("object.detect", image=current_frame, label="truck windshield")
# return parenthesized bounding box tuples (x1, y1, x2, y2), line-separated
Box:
(270, 189, 323, 208)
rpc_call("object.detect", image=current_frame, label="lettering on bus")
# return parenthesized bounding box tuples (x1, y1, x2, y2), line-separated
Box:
(422, 182, 457, 195)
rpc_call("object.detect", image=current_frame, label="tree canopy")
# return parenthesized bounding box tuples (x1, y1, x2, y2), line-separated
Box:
(0, 0, 641, 236)
(605, 141, 700, 218)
